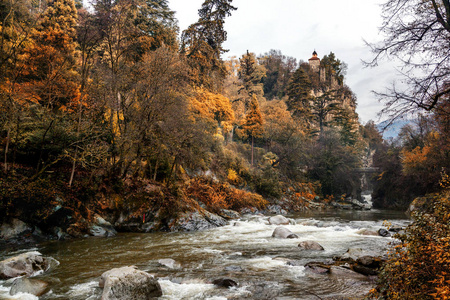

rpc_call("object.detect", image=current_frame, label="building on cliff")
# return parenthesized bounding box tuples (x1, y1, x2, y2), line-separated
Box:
(305, 50, 359, 137)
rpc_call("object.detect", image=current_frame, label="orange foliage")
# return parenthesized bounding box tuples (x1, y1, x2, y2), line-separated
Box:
(372, 187, 450, 299)
(189, 87, 235, 133)
(185, 177, 267, 213)
(401, 145, 431, 174)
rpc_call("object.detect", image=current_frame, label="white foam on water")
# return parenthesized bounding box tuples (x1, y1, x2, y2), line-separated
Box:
(0, 288, 39, 300)
(158, 279, 216, 300)
(246, 256, 287, 271)
(286, 265, 306, 278)
(193, 248, 224, 254)
(66, 280, 99, 298)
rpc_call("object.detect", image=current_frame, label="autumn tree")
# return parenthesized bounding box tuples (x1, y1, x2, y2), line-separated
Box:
(241, 94, 263, 166)
(261, 100, 306, 180)
(181, 0, 237, 91)
(0, 0, 37, 173)
(367, 0, 450, 120)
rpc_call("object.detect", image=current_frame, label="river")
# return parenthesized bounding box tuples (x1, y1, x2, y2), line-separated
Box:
(0, 209, 409, 300)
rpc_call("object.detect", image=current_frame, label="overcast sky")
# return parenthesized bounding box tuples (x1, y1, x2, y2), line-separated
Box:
(169, 0, 399, 123)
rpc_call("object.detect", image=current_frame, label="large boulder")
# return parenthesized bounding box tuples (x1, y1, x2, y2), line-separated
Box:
(99, 266, 162, 300)
(10, 277, 50, 296)
(268, 215, 289, 225)
(0, 252, 51, 279)
(272, 226, 298, 239)
(169, 210, 228, 232)
(298, 240, 324, 251)
(0, 219, 32, 240)
(89, 215, 117, 237)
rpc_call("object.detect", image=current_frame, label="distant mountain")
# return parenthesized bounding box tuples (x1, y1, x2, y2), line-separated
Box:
(376, 119, 413, 140)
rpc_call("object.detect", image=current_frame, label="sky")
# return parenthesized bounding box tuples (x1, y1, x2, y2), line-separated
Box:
(168, 0, 400, 123)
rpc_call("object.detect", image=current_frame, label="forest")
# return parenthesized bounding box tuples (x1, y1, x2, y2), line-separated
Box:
(0, 0, 450, 298)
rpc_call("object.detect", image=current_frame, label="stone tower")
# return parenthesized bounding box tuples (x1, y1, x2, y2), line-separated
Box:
(308, 50, 320, 72)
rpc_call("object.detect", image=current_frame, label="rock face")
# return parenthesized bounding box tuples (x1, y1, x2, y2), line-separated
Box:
(272, 226, 298, 239)
(268, 215, 290, 225)
(89, 215, 117, 237)
(100, 266, 162, 300)
(298, 241, 324, 251)
(0, 252, 50, 279)
(10, 277, 49, 296)
(169, 210, 228, 232)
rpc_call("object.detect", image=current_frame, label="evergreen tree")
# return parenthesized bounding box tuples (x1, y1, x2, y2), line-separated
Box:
(237, 50, 266, 104)
(258, 49, 297, 100)
(286, 67, 311, 121)
(181, 0, 237, 91)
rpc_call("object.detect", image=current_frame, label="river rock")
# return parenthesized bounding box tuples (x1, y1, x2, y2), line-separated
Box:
(0, 251, 51, 279)
(212, 278, 238, 288)
(99, 266, 162, 300)
(268, 215, 289, 225)
(218, 209, 241, 220)
(298, 240, 324, 251)
(356, 256, 384, 270)
(352, 264, 379, 276)
(337, 248, 384, 262)
(389, 226, 403, 233)
(10, 277, 50, 296)
(272, 226, 298, 239)
(304, 262, 331, 274)
(330, 266, 367, 280)
(265, 205, 287, 215)
(0, 219, 32, 240)
(377, 228, 391, 237)
(158, 258, 181, 269)
(169, 209, 228, 232)
(89, 215, 117, 237)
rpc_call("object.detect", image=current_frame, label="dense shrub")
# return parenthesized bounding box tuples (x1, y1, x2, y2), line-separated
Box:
(185, 177, 268, 213)
(372, 185, 450, 299)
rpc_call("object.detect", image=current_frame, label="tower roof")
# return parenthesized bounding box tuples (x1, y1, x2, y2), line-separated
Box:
(309, 50, 320, 61)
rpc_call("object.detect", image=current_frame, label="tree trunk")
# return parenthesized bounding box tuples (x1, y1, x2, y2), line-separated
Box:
(36, 119, 54, 175)
(3, 128, 10, 173)
(251, 135, 254, 166)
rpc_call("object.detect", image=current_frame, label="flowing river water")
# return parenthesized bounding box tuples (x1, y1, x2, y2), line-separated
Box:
(0, 209, 409, 300)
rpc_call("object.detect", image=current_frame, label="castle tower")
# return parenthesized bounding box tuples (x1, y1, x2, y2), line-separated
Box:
(308, 50, 320, 72)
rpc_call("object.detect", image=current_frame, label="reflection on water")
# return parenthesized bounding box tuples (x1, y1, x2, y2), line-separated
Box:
(0, 209, 409, 299)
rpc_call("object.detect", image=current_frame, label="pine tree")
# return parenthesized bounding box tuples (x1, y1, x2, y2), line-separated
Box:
(181, 0, 237, 91)
(286, 67, 312, 121)
(237, 50, 265, 104)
